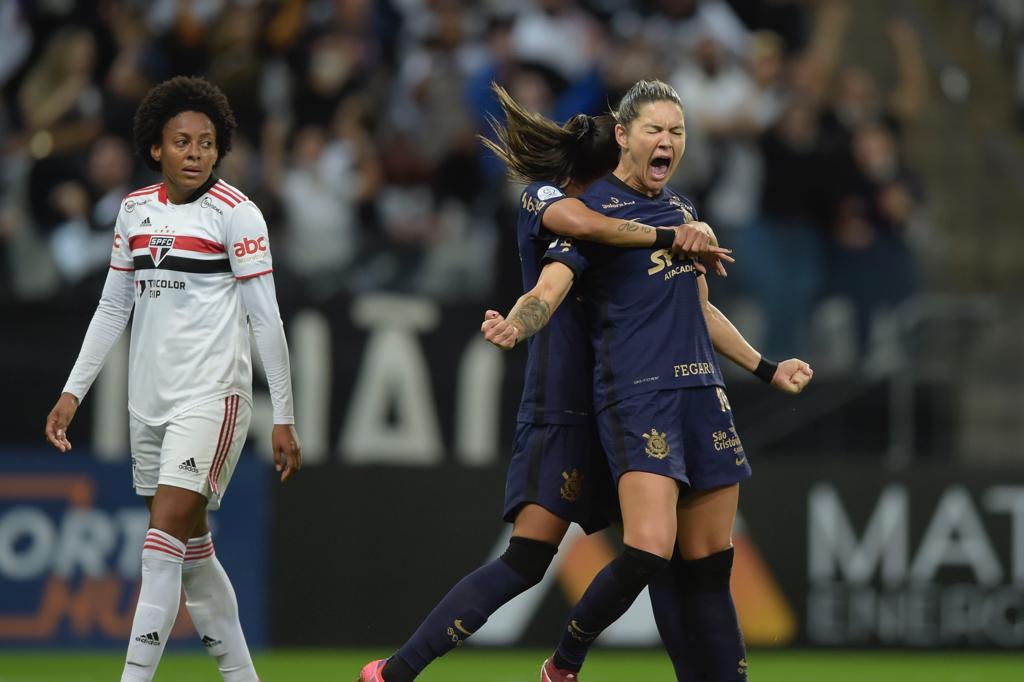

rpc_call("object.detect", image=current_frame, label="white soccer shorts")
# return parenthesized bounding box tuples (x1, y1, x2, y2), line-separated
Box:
(130, 394, 252, 510)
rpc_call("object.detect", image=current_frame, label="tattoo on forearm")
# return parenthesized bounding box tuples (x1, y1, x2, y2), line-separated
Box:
(507, 296, 552, 340)
(616, 221, 652, 234)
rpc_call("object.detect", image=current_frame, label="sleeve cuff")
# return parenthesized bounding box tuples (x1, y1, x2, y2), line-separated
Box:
(543, 251, 583, 280)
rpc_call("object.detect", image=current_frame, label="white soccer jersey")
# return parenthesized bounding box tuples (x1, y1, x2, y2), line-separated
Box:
(66, 175, 293, 425)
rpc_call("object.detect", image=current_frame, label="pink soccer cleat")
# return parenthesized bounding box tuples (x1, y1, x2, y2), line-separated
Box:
(358, 659, 387, 682)
(540, 658, 579, 682)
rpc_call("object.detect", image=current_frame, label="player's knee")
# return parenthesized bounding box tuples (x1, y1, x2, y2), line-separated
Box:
(677, 535, 733, 562)
(679, 546, 734, 592)
(611, 545, 670, 592)
(623, 524, 676, 560)
(499, 536, 558, 586)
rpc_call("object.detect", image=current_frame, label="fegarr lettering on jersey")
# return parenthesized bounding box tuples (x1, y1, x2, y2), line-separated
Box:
(148, 236, 175, 266)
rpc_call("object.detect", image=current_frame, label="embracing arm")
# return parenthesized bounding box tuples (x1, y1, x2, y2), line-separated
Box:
(544, 198, 733, 274)
(544, 198, 659, 247)
(481, 261, 575, 350)
(698, 276, 813, 394)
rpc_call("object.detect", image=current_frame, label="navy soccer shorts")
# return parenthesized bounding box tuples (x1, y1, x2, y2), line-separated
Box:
(503, 421, 618, 535)
(596, 386, 752, 491)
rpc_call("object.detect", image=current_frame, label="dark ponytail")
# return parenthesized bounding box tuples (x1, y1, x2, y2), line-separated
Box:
(480, 83, 619, 187)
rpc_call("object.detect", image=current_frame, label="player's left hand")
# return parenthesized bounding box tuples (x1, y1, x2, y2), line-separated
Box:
(771, 359, 813, 395)
(272, 424, 301, 482)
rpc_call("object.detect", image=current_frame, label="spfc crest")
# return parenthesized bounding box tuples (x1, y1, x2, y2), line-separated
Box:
(148, 236, 175, 266)
(560, 469, 583, 502)
(642, 428, 670, 459)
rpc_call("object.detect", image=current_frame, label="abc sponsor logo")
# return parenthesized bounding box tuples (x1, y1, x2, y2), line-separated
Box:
(233, 236, 268, 264)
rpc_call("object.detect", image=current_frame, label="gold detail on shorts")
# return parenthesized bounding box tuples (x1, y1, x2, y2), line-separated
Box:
(560, 469, 583, 502)
(642, 428, 670, 459)
(738, 658, 748, 676)
(716, 387, 732, 412)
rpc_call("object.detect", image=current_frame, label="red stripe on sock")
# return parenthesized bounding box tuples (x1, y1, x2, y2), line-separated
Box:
(184, 544, 214, 558)
(143, 543, 185, 559)
(185, 548, 216, 562)
(144, 536, 184, 555)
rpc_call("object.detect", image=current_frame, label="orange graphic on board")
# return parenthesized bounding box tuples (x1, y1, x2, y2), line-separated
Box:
(555, 525, 797, 646)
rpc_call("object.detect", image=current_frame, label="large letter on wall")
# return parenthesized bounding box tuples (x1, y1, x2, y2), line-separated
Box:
(341, 295, 444, 465)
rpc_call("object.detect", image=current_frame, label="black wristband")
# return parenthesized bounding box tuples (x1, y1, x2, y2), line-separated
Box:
(653, 228, 674, 249)
(753, 357, 777, 383)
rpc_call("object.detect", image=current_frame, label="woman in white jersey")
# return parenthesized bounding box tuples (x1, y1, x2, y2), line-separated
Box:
(44, 76, 300, 682)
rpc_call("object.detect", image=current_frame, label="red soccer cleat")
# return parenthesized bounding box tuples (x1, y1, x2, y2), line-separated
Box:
(540, 658, 579, 682)
(358, 659, 387, 682)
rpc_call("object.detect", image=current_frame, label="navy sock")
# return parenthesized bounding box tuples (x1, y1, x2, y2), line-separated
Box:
(679, 548, 748, 681)
(383, 537, 556, 682)
(649, 549, 701, 681)
(553, 546, 668, 672)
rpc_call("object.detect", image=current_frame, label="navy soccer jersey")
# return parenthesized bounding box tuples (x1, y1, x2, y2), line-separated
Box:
(515, 181, 593, 425)
(545, 173, 725, 412)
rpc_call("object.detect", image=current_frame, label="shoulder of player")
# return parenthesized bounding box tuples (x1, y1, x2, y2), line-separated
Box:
(204, 179, 253, 212)
(521, 181, 565, 203)
(120, 182, 163, 210)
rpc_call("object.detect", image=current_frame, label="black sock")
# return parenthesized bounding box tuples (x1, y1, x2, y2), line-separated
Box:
(679, 548, 747, 681)
(552, 545, 668, 672)
(649, 548, 702, 681)
(382, 537, 556, 682)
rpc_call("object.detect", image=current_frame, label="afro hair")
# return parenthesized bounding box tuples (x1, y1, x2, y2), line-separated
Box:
(132, 76, 237, 171)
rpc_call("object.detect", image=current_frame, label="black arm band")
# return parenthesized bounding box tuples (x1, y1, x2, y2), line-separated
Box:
(753, 357, 777, 383)
(653, 228, 674, 249)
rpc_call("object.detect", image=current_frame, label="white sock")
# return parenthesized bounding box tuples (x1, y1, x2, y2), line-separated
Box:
(182, 533, 258, 682)
(122, 528, 185, 682)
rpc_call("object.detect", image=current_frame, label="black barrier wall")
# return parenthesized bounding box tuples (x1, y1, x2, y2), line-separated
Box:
(269, 462, 1024, 650)
(2, 294, 948, 460)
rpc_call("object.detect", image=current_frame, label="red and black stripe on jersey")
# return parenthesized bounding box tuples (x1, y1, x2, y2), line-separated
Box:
(132, 255, 232, 273)
(128, 234, 230, 273)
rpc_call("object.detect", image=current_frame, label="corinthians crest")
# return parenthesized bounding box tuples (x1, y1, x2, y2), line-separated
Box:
(560, 469, 583, 502)
(642, 428, 670, 459)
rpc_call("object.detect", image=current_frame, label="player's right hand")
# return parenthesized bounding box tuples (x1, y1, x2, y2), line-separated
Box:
(45, 392, 79, 453)
(672, 222, 734, 277)
(482, 310, 518, 350)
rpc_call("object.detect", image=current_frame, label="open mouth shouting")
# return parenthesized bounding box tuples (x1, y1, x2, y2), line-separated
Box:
(650, 153, 672, 183)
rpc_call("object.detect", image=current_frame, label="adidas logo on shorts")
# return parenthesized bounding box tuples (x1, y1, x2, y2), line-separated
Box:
(135, 631, 160, 645)
(178, 457, 200, 474)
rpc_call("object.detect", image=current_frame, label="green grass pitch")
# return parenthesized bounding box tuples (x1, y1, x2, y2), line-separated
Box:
(0, 649, 1019, 681)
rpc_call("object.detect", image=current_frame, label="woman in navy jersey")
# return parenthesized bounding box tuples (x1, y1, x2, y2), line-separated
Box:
(359, 85, 731, 682)
(486, 80, 813, 682)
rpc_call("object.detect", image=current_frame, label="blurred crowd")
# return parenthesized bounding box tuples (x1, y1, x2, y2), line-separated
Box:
(0, 0, 933, 362)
